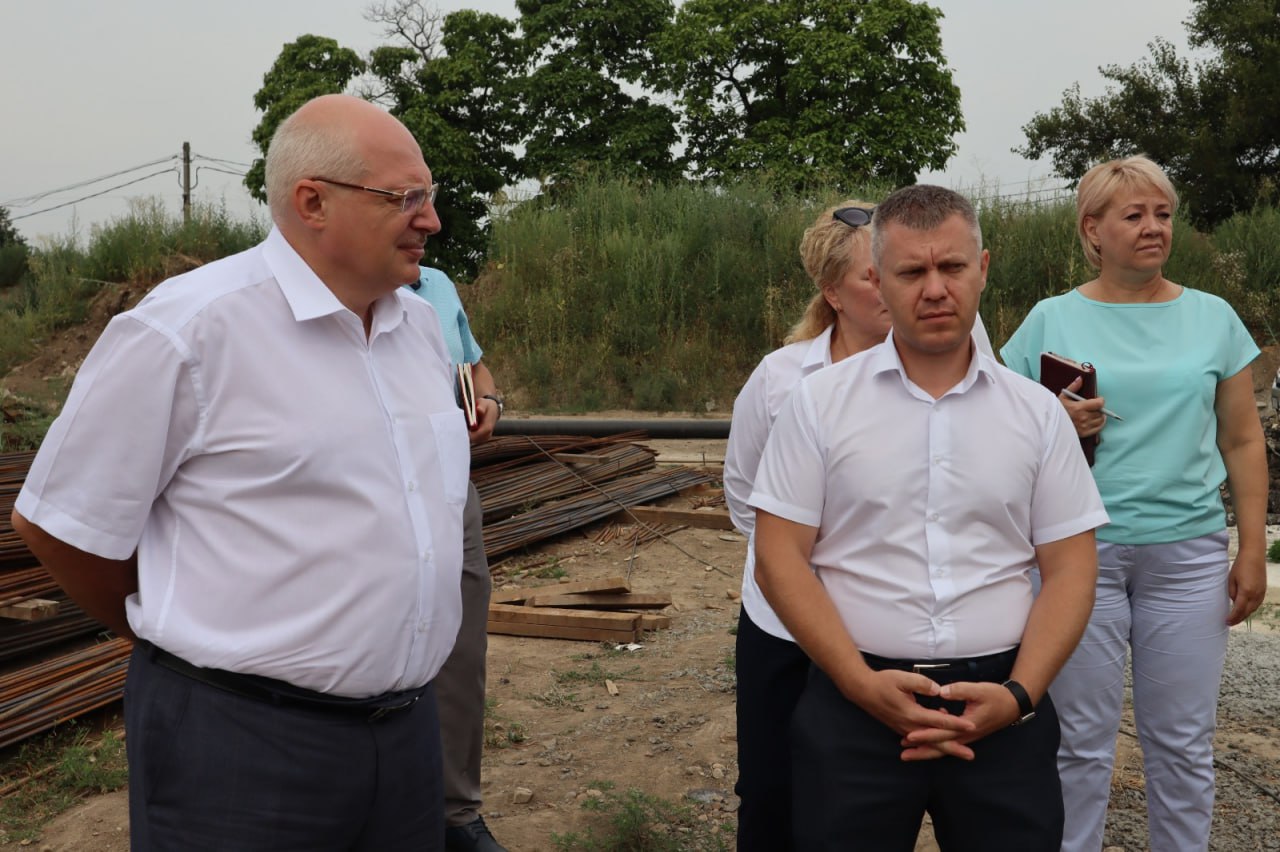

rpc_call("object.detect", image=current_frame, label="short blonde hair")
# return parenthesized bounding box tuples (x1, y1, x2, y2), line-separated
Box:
(786, 200, 874, 343)
(1076, 156, 1179, 268)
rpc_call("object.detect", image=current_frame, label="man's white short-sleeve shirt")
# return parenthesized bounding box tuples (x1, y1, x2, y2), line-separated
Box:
(749, 333, 1108, 660)
(725, 318, 996, 643)
(17, 228, 468, 697)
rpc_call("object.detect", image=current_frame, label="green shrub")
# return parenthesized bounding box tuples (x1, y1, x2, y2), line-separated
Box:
(0, 243, 29, 288)
(85, 197, 264, 283)
(553, 785, 732, 851)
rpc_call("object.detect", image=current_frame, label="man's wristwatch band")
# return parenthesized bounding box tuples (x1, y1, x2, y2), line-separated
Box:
(481, 394, 504, 417)
(1001, 679, 1036, 726)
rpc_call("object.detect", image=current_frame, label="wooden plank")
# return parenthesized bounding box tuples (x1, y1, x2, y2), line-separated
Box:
(490, 577, 631, 605)
(487, 621, 639, 643)
(525, 592, 672, 610)
(626, 506, 735, 531)
(0, 599, 60, 621)
(637, 614, 672, 631)
(488, 604, 641, 631)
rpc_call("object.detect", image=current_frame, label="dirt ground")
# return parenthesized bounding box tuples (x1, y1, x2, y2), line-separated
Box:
(8, 468, 1280, 852)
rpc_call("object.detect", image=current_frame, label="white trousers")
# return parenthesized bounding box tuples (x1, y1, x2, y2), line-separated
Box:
(1051, 532, 1230, 852)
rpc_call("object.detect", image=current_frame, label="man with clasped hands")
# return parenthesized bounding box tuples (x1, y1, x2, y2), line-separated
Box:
(751, 184, 1109, 850)
(12, 95, 467, 851)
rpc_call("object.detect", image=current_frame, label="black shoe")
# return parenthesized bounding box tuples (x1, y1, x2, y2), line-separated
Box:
(444, 815, 509, 852)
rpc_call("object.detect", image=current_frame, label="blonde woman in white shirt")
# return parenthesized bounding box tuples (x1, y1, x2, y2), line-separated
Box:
(724, 201, 993, 850)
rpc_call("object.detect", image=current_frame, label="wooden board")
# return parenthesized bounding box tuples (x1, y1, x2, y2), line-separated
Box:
(638, 614, 672, 631)
(488, 604, 641, 631)
(490, 577, 631, 605)
(525, 592, 672, 610)
(486, 621, 640, 643)
(0, 599, 60, 621)
(625, 506, 735, 531)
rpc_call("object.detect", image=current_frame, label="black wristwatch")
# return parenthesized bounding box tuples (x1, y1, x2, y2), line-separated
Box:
(481, 394, 504, 418)
(1001, 679, 1036, 726)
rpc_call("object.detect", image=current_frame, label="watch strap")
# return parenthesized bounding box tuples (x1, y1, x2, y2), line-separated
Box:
(1001, 679, 1036, 725)
(481, 394, 504, 417)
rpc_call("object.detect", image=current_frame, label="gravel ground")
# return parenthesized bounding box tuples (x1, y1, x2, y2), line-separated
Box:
(1103, 629, 1280, 851)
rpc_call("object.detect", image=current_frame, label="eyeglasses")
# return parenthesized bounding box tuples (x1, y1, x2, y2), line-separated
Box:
(311, 177, 439, 214)
(832, 206, 874, 228)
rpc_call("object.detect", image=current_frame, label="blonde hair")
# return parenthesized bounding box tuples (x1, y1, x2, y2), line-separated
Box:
(785, 200, 874, 344)
(1076, 155, 1179, 268)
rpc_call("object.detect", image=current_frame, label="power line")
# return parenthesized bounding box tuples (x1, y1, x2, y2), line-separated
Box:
(1, 156, 178, 208)
(195, 165, 248, 179)
(193, 154, 254, 169)
(11, 169, 179, 221)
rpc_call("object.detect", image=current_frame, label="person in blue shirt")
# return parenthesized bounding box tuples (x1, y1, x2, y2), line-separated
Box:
(1001, 156, 1267, 852)
(407, 266, 508, 852)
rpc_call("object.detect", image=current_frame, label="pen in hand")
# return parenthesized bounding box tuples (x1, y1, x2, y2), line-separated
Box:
(1059, 388, 1124, 421)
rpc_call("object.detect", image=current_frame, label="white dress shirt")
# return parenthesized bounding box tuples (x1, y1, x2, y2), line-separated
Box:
(749, 332, 1107, 659)
(724, 316, 996, 642)
(17, 228, 468, 697)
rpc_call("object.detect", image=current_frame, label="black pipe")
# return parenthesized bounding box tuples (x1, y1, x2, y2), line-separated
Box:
(494, 417, 730, 440)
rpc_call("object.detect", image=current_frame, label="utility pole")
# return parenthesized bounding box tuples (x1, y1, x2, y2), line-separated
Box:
(182, 142, 192, 225)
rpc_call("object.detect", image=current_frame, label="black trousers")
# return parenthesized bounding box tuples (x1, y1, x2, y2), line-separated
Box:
(792, 666, 1063, 852)
(734, 608, 812, 852)
(124, 643, 445, 852)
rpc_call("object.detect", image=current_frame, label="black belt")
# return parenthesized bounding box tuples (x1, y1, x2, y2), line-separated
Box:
(861, 645, 1019, 685)
(144, 642, 427, 722)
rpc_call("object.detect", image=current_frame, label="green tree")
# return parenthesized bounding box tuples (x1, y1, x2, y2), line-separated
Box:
(1018, 0, 1280, 227)
(244, 35, 367, 203)
(365, 4, 526, 274)
(515, 0, 683, 186)
(656, 0, 963, 189)
(0, 206, 30, 287)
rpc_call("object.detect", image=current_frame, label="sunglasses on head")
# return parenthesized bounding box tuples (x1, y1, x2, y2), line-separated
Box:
(832, 206, 874, 228)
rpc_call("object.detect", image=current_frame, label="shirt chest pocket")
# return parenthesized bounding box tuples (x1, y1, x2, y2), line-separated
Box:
(429, 411, 471, 506)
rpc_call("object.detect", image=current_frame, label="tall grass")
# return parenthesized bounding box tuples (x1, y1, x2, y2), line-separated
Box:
(85, 197, 265, 284)
(466, 177, 884, 411)
(464, 176, 1279, 412)
(0, 199, 264, 449)
(2, 183, 1277, 429)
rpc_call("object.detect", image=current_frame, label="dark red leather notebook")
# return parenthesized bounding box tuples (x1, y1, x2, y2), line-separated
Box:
(1039, 352, 1097, 466)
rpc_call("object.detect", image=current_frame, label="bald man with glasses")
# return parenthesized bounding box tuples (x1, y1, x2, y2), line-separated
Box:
(13, 95, 464, 851)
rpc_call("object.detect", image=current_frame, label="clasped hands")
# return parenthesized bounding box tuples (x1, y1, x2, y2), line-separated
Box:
(845, 669, 1022, 762)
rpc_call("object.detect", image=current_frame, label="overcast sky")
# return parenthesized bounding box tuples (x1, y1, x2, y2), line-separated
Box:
(2, 0, 1199, 246)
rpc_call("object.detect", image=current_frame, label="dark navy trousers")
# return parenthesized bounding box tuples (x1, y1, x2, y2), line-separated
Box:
(125, 643, 445, 851)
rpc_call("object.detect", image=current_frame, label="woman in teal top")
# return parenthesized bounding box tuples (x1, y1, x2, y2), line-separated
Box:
(1001, 156, 1266, 852)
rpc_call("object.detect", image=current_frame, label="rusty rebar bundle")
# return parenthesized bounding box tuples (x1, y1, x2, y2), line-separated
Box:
(0, 434, 713, 750)
(0, 638, 131, 750)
